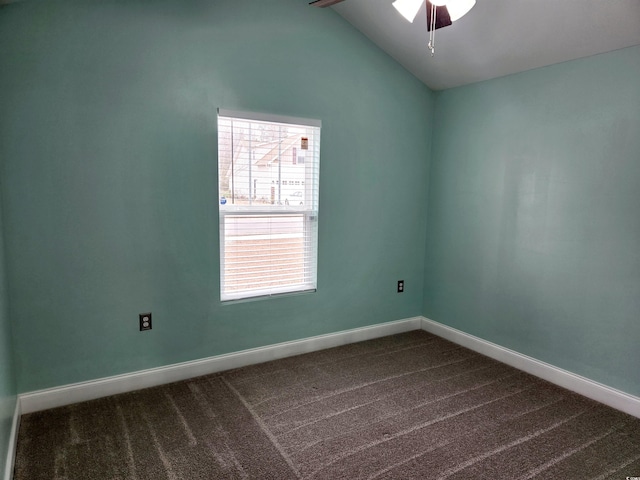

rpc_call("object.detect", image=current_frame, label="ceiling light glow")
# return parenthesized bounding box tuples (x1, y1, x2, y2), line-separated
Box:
(446, 0, 476, 21)
(392, 0, 423, 23)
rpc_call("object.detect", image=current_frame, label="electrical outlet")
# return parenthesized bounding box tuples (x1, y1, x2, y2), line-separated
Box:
(139, 312, 152, 331)
(397, 280, 404, 293)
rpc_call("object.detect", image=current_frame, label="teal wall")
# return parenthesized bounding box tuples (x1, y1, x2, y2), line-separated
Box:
(0, 188, 17, 476)
(424, 45, 640, 396)
(0, 0, 433, 392)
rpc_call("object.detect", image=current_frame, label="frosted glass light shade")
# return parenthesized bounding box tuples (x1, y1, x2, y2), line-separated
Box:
(447, 0, 476, 21)
(392, 0, 424, 23)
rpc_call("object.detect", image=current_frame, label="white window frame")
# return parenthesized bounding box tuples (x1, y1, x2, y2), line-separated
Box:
(217, 108, 321, 302)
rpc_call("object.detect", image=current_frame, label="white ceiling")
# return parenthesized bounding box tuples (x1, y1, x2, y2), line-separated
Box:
(331, 0, 640, 90)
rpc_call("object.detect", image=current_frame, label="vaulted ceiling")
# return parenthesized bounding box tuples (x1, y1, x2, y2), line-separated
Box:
(330, 0, 640, 90)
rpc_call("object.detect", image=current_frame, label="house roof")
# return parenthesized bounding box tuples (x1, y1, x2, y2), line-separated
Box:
(254, 135, 300, 167)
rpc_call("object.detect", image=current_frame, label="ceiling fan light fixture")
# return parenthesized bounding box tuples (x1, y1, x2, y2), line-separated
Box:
(392, 0, 423, 23)
(446, 0, 476, 21)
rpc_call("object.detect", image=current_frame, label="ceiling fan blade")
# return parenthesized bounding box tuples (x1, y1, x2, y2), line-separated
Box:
(309, 0, 346, 7)
(426, 1, 452, 31)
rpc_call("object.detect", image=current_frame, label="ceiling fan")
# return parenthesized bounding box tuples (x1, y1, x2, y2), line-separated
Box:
(309, 0, 476, 55)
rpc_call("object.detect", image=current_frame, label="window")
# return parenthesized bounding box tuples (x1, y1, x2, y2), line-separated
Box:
(217, 109, 321, 301)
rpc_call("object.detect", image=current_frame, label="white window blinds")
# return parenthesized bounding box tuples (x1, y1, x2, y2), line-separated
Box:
(217, 109, 321, 301)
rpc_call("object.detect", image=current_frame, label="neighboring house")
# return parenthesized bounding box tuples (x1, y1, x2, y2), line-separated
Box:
(221, 134, 309, 206)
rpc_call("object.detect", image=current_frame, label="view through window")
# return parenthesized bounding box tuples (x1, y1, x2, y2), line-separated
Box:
(217, 109, 321, 301)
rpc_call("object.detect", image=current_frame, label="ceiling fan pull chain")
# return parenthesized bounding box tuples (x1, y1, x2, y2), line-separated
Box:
(428, 3, 436, 56)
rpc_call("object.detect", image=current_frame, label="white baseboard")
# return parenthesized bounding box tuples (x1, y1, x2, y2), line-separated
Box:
(3, 398, 20, 480)
(19, 317, 422, 414)
(420, 317, 640, 419)
(18, 315, 640, 420)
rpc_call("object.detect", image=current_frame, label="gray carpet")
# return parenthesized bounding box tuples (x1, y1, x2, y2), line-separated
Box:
(14, 330, 640, 479)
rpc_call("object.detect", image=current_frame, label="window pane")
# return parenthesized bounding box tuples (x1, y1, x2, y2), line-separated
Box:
(218, 117, 319, 210)
(222, 214, 315, 299)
